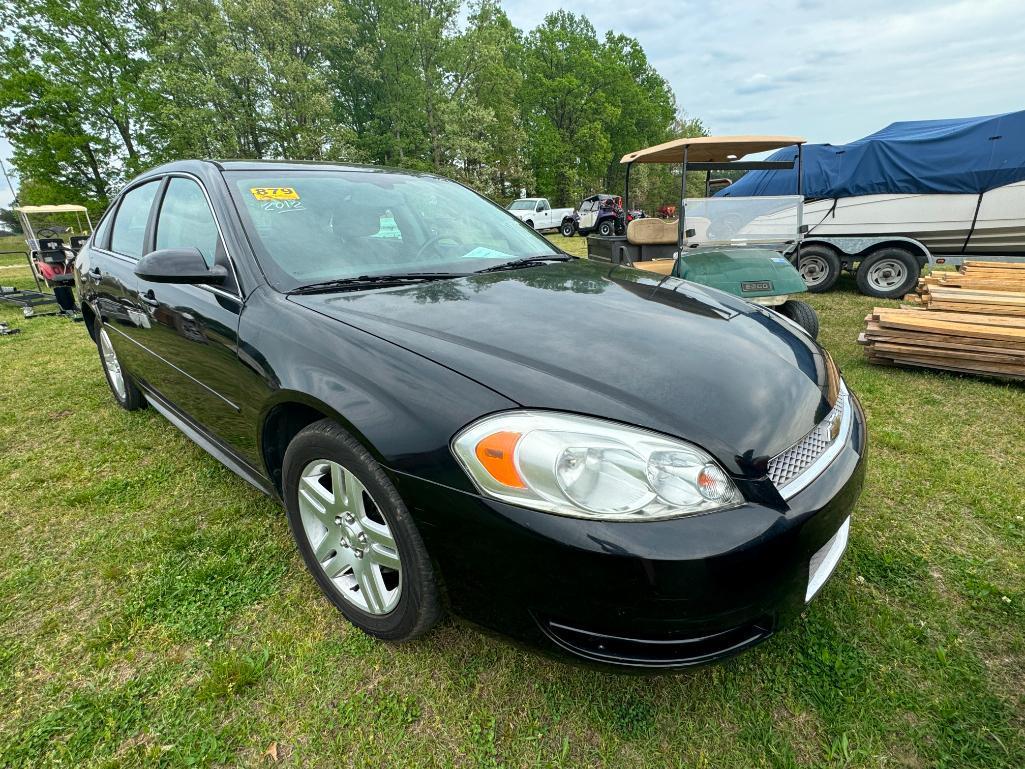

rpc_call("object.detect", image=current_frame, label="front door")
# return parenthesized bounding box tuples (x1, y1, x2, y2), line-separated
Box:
(535, 199, 552, 228)
(130, 175, 256, 462)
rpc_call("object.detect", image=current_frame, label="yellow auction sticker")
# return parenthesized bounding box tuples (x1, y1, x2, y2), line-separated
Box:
(250, 186, 300, 201)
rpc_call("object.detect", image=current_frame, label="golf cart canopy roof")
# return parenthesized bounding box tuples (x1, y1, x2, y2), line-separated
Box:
(620, 136, 806, 165)
(14, 204, 89, 214)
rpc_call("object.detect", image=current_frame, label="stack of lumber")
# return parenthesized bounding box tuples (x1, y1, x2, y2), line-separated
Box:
(908, 261, 1025, 315)
(861, 261, 1025, 380)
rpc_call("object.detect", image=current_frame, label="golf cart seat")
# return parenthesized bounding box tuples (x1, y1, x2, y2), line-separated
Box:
(70, 235, 89, 253)
(37, 238, 69, 265)
(626, 218, 678, 246)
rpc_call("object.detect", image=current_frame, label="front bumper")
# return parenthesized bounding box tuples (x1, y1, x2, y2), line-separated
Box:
(392, 393, 867, 670)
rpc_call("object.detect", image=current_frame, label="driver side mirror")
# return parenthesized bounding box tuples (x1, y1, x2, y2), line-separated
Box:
(134, 247, 227, 285)
(798, 224, 810, 234)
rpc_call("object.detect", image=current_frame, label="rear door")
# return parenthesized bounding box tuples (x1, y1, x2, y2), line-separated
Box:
(85, 179, 161, 372)
(130, 174, 255, 459)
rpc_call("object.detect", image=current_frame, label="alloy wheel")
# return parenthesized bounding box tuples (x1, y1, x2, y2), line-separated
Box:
(297, 459, 401, 615)
(99, 328, 126, 399)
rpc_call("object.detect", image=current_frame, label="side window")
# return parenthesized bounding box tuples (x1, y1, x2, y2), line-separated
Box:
(92, 206, 114, 249)
(155, 178, 222, 267)
(110, 181, 159, 258)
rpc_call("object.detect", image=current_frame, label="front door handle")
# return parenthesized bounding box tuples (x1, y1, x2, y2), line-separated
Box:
(141, 289, 159, 307)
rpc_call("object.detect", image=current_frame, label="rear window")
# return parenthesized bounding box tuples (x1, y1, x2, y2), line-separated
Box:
(226, 170, 559, 291)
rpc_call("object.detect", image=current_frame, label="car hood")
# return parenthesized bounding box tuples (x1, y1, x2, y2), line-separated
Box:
(289, 261, 835, 477)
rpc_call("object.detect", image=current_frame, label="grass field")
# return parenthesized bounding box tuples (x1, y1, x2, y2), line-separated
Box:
(1, 235, 1023, 768)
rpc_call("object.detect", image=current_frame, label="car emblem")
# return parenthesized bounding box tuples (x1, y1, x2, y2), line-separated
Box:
(741, 281, 773, 292)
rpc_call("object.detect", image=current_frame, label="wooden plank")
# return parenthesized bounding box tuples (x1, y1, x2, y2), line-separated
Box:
(926, 301, 1025, 317)
(862, 326, 1025, 354)
(871, 313, 1025, 342)
(872, 308, 1025, 329)
(870, 341, 1025, 366)
(630, 259, 676, 276)
(926, 287, 1025, 304)
(964, 260, 1025, 270)
(867, 353, 1025, 379)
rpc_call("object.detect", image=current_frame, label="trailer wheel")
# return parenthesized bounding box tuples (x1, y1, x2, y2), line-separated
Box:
(778, 300, 819, 339)
(856, 247, 920, 299)
(560, 220, 575, 237)
(598, 219, 615, 237)
(797, 245, 842, 293)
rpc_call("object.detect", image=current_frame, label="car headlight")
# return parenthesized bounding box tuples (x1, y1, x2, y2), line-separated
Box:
(451, 412, 743, 521)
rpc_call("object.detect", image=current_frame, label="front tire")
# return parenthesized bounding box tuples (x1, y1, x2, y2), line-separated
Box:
(778, 300, 820, 339)
(96, 326, 145, 410)
(797, 245, 842, 293)
(855, 247, 920, 299)
(283, 419, 441, 641)
(524, 219, 534, 230)
(560, 220, 575, 237)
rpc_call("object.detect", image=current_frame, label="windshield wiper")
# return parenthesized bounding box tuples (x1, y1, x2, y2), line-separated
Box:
(475, 254, 573, 273)
(289, 272, 468, 294)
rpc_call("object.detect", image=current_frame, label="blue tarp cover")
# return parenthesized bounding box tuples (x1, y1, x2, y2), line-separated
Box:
(718, 110, 1025, 199)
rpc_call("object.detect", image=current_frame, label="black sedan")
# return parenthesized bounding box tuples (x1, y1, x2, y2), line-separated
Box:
(75, 160, 866, 669)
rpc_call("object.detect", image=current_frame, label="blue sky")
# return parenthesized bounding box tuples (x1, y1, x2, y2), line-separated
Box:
(2, 0, 1023, 210)
(504, 0, 1025, 140)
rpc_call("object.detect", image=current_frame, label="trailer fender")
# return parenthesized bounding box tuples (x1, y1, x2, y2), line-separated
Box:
(800, 236, 933, 269)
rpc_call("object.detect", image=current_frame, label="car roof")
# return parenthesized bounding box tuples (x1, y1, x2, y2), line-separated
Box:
(138, 158, 441, 177)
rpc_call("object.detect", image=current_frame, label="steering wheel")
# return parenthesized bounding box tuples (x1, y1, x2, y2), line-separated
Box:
(413, 233, 460, 262)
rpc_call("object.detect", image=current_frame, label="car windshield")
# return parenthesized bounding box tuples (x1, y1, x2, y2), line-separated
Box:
(507, 200, 537, 210)
(225, 170, 560, 290)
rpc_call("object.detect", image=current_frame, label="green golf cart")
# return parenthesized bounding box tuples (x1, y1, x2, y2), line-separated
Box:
(587, 135, 819, 338)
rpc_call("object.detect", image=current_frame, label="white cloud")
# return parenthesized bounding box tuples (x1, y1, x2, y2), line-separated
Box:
(501, 0, 1025, 143)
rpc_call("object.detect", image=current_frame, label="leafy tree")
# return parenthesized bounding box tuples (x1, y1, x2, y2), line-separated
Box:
(145, 0, 351, 160)
(1, 0, 688, 215)
(0, 0, 155, 204)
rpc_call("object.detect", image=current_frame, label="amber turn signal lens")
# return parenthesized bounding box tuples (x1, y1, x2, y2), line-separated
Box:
(474, 431, 525, 488)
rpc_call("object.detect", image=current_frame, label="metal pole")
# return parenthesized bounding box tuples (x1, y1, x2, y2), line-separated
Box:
(624, 162, 632, 212)
(795, 143, 804, 265)
(678, 146, 689, 253)
(704, 170, 711, 197)
(0, 154, 18, 207)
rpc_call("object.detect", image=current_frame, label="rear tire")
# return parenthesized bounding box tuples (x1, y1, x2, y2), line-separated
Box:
(778, 300, 820, 339)
(96, 325, 145, 411)
(797, 245, 842, 293)
(855, 247, 920, 299)
(598, 219, 615, 237)
(283, 419, 442, 642)
(560, 220, 575, 237)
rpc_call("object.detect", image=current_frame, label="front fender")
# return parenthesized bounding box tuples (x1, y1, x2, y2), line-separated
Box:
(238, 287, 516, 493)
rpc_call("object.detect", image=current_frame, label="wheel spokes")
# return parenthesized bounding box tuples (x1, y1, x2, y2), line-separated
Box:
(297, 457, 402, 616)
(353, 560, 388, 614)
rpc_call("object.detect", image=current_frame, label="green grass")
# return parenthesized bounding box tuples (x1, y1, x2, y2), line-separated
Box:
(1, 239, 1023, 768)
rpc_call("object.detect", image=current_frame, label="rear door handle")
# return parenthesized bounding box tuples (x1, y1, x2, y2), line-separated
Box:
(141, 289, 159, 307)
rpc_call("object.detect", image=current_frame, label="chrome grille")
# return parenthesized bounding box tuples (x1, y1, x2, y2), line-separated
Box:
(768, 389, 847, 493)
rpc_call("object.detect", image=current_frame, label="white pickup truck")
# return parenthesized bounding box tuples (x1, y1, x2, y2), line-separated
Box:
(506, 198, 575, 232)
